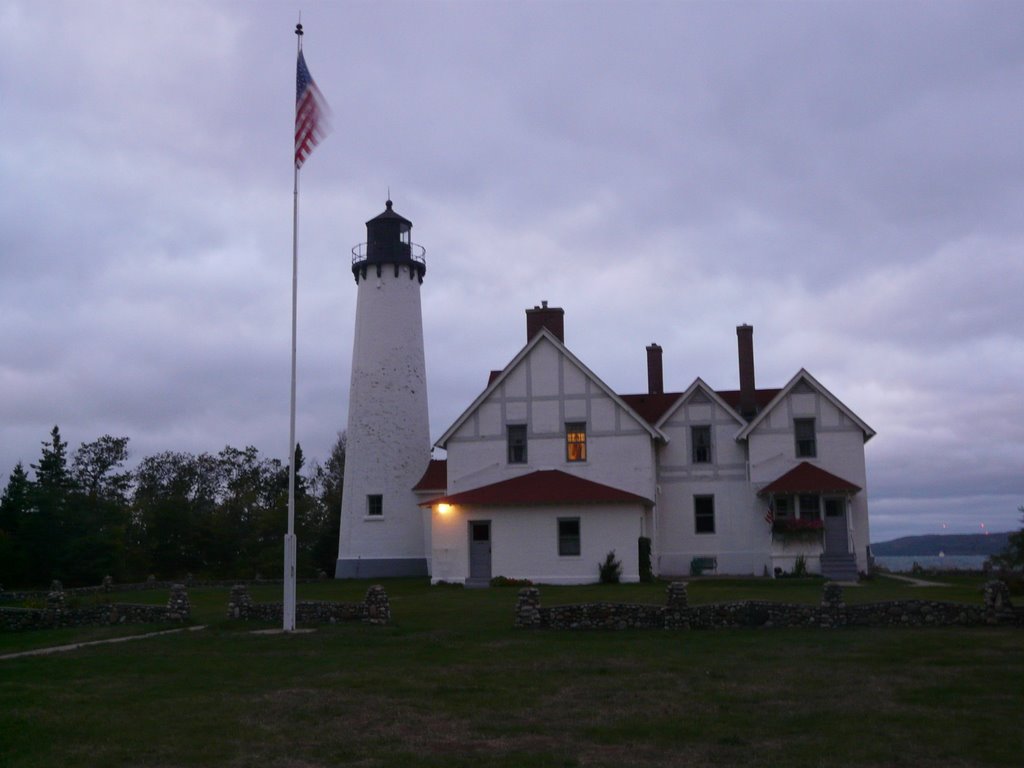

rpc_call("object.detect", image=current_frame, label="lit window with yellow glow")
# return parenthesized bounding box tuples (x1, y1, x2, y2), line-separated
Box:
(566, 422, 587, 462)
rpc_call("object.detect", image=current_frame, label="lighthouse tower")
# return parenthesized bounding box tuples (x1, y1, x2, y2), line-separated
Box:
(335, 200, 431, 578)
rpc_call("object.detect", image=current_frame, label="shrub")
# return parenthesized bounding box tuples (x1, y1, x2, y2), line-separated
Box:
(793, 555, 808, 577)
(489, 576, 533, 587)
(598, 551, 622, 584)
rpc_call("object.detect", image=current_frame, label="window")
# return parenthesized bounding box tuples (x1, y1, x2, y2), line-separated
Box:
(558, 518, 580, 556)
(691, 426, 711, 463)
(794, 418, 816, 458)
(566, 422, 587, 462)
(798, 494, 820, 520)
(507, 424, 527, 464)
(694, 495, 715, 534)
(367, 494, 383, 517)
(773, 496, 792, 519)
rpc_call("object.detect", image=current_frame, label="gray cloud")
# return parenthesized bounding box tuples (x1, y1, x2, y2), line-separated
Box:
(1, 0, 1022, 542)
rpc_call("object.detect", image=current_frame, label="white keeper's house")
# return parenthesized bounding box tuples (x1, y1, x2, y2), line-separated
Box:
(335, 202, 874, 585)
(415, 305, 875, 586)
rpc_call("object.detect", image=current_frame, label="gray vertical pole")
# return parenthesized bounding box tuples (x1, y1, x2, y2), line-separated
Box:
(283, 25, 303, 633)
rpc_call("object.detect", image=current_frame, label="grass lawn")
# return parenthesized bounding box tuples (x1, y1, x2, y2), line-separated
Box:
(1, 577, 1022, 767)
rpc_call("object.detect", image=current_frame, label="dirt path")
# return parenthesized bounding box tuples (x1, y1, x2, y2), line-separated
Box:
(0, 625, 207, 661)
(882, 573, 950, 587)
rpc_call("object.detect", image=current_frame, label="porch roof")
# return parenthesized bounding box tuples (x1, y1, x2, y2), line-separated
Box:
(418, 469, 654, 508)
(759, 462, 861, 496)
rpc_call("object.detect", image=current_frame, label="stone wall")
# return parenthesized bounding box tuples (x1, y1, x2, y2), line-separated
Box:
(0, 584, 191, 632)
(226, 584, 390, 626)
(0, 574, 331, 603)
(515, 581, 1024, 630)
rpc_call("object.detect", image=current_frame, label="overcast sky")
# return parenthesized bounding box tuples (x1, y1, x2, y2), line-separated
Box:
(2, 0, 1022, 541)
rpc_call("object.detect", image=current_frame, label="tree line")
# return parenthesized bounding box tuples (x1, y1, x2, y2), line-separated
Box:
(0, 426, 346, 588)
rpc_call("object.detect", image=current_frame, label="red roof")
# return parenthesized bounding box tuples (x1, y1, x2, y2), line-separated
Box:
(716, 388, 782, 413)
(619, 388, 782, 426)
(620, 393, 683, 425)
(419, 469, 653, 508)
(759, 462, 861, 496)
(412, 459, 448, 491)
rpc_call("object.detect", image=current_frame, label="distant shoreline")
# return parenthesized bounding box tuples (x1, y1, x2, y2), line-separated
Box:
(874, 554, 989, 572)
(871, 532, 1010, 557)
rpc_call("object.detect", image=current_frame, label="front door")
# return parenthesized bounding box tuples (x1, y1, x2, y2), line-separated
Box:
(823, 497, 849, 554)
(469, 521, 492, 582)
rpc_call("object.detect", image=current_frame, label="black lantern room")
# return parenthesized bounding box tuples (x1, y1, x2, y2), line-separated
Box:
(351, 200, 426, 283)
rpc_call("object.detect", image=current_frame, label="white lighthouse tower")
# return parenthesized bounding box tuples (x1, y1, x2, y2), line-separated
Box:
(335, 200, 431, 578)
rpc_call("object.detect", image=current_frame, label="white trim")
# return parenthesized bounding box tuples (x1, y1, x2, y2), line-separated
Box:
(653, 377, 746, 430)
(734, 368, 875, 443)
(434, 328, 666, 448)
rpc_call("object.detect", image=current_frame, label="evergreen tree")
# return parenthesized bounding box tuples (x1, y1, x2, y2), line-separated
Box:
(24, 426, 72, 584)
(991, 506, 1024, 572)
(0, 462, 32, 586)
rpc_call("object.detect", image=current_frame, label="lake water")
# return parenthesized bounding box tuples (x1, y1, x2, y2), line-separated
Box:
(874, 554, 990, 572)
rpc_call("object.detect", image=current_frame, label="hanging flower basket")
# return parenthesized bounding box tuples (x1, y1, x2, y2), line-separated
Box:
(772, 518, 824, 542)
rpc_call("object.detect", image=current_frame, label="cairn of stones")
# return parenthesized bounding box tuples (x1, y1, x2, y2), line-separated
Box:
(983, 579, 1014, 623)
(515, 587, 542, 628)
(664, 581, 690, 629)
(363, 585, 391, 625)
(165, 584, 191, 621)
(822, 582, 845, 609)
(227, 584, 254, 619)
(46, 584, 65, 612)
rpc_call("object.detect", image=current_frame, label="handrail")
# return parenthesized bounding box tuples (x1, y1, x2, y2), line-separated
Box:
(351, 242, 426, 266)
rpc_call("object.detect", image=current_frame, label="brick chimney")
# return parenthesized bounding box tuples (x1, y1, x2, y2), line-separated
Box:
(737, 324, 756, 420)
(526, 301, 564, 343)
(646, 343, 663, 395)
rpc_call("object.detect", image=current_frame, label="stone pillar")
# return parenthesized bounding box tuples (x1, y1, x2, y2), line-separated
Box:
(822, 582, 845, 609)
(227, 584, 253, 619)
(666, 581, 689, 610)
(166, 584, 191, 621)
(664, 582, 690, 629)
(364, 585, 391, 625)
(102, 575, 113, 593)
(46, 587, 65, 611)
(515, 587, 541, 628)
(983, 580, 1013, 624)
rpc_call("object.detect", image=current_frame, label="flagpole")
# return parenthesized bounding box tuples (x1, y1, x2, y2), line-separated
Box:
(283, 22, 304, 633)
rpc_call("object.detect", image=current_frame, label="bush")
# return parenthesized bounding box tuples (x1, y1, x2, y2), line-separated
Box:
(598, 551, 622, 584)
(489, 576, 533, 587)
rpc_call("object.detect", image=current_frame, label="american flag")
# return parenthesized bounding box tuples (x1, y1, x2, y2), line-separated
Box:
(295, 50, 329, 168)
(764, 497, 775, 526)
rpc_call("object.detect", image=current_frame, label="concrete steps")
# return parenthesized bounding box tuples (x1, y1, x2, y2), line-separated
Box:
(821, 553, 859, 582)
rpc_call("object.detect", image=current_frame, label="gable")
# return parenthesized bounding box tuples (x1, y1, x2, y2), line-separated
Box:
(435, 328, 665, 448)
(735, 369, 875, 443)
(654, 378, 746, 431)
